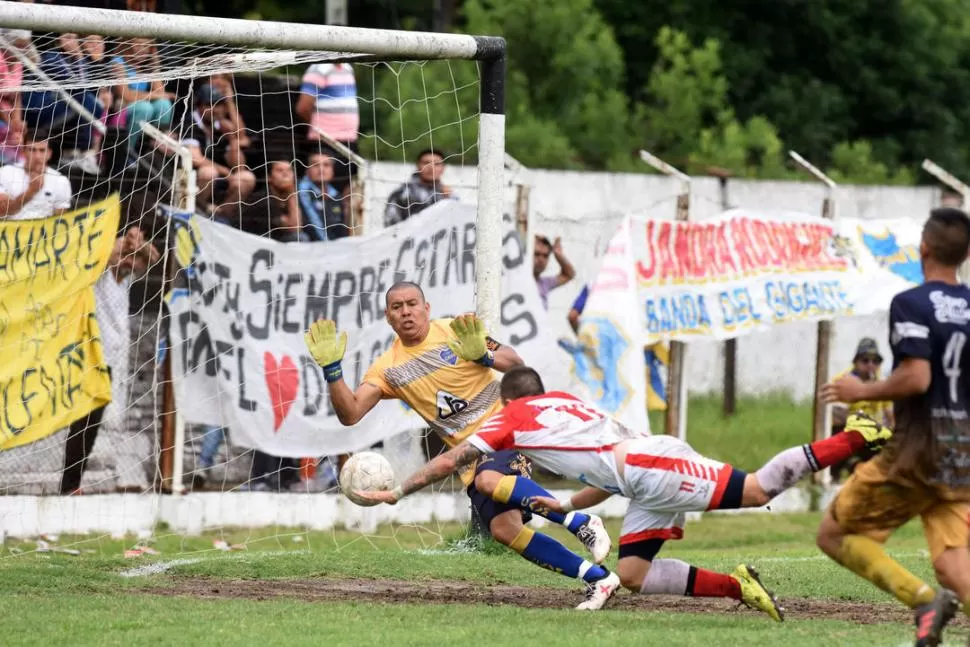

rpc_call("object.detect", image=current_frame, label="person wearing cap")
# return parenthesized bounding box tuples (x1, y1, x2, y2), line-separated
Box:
(828, 337, 894, 481)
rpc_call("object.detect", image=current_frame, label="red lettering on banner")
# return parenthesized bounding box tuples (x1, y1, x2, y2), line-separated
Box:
(715, 223, 736, 277)
(673, 223, 690, 281)
(639, 216, 845, 283)
(636, 220, 658, 281)
(657, 222, 675, 281)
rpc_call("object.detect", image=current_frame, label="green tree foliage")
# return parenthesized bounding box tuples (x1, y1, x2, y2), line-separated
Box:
(462, 0, 634, 169)
(596, 0, 970, 182)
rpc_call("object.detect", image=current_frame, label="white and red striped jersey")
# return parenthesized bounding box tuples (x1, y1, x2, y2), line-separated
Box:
(468, 391, 646, 494)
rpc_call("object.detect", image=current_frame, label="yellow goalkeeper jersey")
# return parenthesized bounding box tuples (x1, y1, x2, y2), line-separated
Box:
(363, 319, 503, 481)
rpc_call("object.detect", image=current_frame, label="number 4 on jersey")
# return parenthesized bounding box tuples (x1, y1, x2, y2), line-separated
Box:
(944, 331, 967, 403)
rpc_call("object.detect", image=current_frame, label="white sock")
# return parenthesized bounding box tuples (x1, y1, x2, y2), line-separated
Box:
(640, 558, 691, 595)
(754, 445, 813, 498)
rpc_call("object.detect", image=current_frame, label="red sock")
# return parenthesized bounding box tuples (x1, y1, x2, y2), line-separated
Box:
(687, 567, 742, 599)
(806, 432, 865, 469)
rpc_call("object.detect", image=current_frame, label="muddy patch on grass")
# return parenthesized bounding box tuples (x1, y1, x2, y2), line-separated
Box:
(142, 576, 967, 628)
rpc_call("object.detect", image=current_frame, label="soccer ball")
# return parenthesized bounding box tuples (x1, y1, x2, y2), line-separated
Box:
(339, 452, 395, 507)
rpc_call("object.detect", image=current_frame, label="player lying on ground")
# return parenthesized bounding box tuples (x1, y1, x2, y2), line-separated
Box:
(355, 364, 891, 615)
(819, 207, 970, 647)
(305, 283, 614, 608)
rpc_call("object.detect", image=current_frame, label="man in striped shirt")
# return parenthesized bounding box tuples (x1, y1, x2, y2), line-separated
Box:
(296, 63, 359, 146)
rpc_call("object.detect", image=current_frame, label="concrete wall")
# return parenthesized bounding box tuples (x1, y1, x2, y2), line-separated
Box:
(367, 161, 942, 401)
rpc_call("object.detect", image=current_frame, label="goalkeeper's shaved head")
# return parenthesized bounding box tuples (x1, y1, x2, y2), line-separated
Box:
(501, 366, 546, 403)
(385, 281, 425, 307)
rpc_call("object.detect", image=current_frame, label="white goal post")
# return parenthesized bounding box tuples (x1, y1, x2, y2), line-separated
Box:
(0, 0, 508, 332)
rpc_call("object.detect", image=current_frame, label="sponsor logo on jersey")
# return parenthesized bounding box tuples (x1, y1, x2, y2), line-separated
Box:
(436, 390, 468, 420)
(930, 290, 970, 325)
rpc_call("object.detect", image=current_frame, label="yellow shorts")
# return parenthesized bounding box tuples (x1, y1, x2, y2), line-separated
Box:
(830, 456, 970, 562)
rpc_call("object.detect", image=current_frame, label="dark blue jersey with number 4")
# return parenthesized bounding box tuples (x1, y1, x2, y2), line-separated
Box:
(889, 281, 970, 489)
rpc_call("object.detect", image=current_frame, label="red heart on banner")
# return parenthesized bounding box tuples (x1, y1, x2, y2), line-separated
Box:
(263, 352, 299, 432)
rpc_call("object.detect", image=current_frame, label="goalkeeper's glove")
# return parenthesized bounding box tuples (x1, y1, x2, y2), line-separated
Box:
(304, 319, 348, 383)
(447, 314, 494, 368)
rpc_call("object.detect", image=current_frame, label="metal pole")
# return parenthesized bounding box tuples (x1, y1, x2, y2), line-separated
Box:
(789, 150, 837, 487)
(475, 54, 506, 334)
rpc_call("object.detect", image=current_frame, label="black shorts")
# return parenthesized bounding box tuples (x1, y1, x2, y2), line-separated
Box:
(466, 450, 534, 530)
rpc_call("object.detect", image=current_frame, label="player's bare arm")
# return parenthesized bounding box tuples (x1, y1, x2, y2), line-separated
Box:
(355, 441, 484, 505)
(304, 318, 383, 426)
(492, 344, 524, 372)
(822, 357, 930, 403)
(328, 379, 383, 426)
(531, 486, 613, 515)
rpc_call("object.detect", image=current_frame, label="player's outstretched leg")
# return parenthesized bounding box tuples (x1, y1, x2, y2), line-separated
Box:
(739, 413, 892, 507)
(616, 554, 784, 622)
(476, 469, 611, 563)
(488, 509, 620, 610)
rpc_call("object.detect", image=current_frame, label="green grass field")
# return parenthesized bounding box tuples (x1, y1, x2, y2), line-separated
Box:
(4, 394, 963, 646)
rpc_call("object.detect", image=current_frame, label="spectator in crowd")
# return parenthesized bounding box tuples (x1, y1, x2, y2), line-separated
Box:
(241, 160, 304, 242)
(298, 151, 347, 241)
(567, 284, 589, 334)
(80, 34, 113, 111)
(192, 423, 227, 490)
(384, 148, 453, 227)
(207, 73, 251, 153)
(190, 81, 250, 171)
(0, 30, 28, 165)
(533, 234, 575, 308)
(110, 36, 174, 158)
(0, 131, 72, 219)
(23, 33, 103, 174)
(61, 226, 160, 494)
(168, 83, 255, 217)
(828, 337, 893, 482)
(295, 62, 358, 185)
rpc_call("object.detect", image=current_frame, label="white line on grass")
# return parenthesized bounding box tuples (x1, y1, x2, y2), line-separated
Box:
(118, 549, 309, 578)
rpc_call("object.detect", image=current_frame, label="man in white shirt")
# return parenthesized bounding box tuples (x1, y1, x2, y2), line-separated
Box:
(0, 132, 72, 220)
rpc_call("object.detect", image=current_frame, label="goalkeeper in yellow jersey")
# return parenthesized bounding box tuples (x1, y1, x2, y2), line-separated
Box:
(305, 281, 618, 609)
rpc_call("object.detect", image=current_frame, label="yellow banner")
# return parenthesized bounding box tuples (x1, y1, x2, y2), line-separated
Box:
(0, 195, 120, 450)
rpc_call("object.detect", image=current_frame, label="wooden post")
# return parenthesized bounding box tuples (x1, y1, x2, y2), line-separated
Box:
(515, 183, 530, 237)
(709, 168, 737, 417)
(921, 159, 970, 283)
(639, 150, 691, 439)
(789, 151, 837, 486)
(158, 160, 194, 493)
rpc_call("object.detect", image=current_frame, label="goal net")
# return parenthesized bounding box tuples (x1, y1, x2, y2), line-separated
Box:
(0, 2, 541, 557)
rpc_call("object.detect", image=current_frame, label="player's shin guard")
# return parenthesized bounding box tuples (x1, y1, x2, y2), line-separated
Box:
(755, 433, 866, 498)
(510, 527, 608, 583)
(836, 535, 935, 609)
(494, 475, 590, 533)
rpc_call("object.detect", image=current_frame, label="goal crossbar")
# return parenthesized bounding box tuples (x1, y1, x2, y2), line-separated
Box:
(0, 1, 504, 62)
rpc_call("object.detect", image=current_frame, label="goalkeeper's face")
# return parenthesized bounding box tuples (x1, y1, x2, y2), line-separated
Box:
(385, 286, 431, 343)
